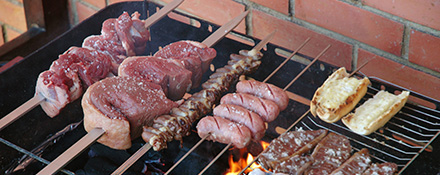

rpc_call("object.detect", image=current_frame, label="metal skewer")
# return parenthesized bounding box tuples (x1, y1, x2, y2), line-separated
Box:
(198, 40, 331, 174)
(109, 10, 249, 175)
(237, 60, 371, 174)
(0, 0, 185, 132)
(164, 30, 277, 175)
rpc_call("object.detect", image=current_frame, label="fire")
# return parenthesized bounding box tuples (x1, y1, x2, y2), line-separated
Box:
(224, 141, 269, 175)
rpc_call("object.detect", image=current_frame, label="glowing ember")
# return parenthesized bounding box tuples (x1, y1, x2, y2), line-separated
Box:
(224, 141, 269, 174)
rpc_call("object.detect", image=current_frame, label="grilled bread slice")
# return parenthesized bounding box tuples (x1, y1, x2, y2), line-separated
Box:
(342, 90, 410, 135)
(310, 67, 370, 123)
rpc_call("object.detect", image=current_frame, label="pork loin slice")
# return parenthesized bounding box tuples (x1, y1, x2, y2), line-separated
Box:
(306, 132, 352, 175)
(154, 40, 216, 88)
(330, 148, 371, 175)
(362, 162, 398, 175)
(220, 93, 280, 122)
(259, 129, 327, 169)
(36, 70, 82, 117)
(196, 116, 252, 149)
(82, 76, 177, 149)
(118, 56, 192, 100)
(273, 155, 312, 175)
(236, 80, 289, 110)
(213, 104, 266, 140)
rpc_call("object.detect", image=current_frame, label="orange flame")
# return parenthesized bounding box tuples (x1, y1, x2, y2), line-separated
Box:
(224, 141, 269, 175)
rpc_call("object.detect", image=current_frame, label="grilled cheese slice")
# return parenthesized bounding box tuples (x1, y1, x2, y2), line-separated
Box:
(342, 90, 410, 135)
(310, 67, 370, 123)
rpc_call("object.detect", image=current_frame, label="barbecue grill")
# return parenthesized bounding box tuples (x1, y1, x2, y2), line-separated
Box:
(0, 1, 438, 174)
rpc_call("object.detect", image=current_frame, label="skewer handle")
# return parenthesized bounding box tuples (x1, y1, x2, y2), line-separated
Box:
(0, 94, 44, 131)
(198, 142, 232, 175)
(144, 0, 185, 28)
(202, 10, 249, 47)
(36, 127, 105, 175)
(111, 143, 152, 175)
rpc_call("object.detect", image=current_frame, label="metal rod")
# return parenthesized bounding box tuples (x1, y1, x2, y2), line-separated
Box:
(263, 37, 311, 83)
(198, 143, 232, 175)
(111, 144, 152, 175)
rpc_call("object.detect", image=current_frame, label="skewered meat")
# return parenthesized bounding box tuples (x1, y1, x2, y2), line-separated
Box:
(154, 40, 216, 88)
(306, 132, 352, 175)
(273, 155, 312, 175)
(236, 80, 289, 110)
(362, 162, 398, 175)
(220, 93, 280, 122)
(118, 56, 192, 100)
(36, 70, 82, 117)
(213, 104, 266, 140)
(196, 116, 252, 149)
(142, 50, 262, 151)
(83, 12, 150, 74)
(259, 129, 328, 169)
(82, 76, 178, 149)
(330, 148, 371, 175)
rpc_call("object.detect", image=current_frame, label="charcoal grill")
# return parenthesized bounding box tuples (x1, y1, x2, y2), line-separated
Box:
(0, 1, 438, 174)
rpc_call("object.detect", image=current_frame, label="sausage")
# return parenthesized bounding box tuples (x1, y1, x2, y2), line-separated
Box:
(213, 104, 266, 140)
(220, 93, 280, 122)
(236, 80, 289, 110)
(196, 116, 252, 149)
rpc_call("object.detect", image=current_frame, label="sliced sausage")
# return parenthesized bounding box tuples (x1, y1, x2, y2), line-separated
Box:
(213, 104, 266, 140)
(220, 93, 280, 122)
(196, 116, 251, 149)
(236, 80, 289, 110)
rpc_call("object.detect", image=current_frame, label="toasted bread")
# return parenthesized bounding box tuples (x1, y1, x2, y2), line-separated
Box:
(310, 67, 370, 123)
(342, 90, 410, 135)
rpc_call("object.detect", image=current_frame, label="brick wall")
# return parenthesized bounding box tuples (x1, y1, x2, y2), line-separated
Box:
(1, 0, 439, 102)
(0, 0, 27, 43)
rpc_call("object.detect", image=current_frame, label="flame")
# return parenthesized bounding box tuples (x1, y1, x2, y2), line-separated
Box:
(224, 141, 269, 175)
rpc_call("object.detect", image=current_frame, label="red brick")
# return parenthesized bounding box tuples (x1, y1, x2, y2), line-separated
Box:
(252, 10, 353, 70)
(409, 30, 440, 72)
(362, 0, 440, 30)
(295, 0, 404, 56)
(161, 0, 246, 34)
(82, 0, 106, 9)
(250, 0, 289, 15)
(0, 0, 27, 31)
(0, 26, 4, 45)
(109, 0, 141, 4)
(4, 26, 21, 41)
(76, 1, 98, 23)
(358, 49, 440, 101)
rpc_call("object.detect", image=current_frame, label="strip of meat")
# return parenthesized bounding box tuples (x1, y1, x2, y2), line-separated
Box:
(330, 148, 371, 175)
(236, 80, 289, 110)
(142, 49, 262, 151)
(213, 104, 266, 140)
(259, 129, 328, 169)
(273, 155, 312, 175)
(362, 162, 398, 175)
(154, 40, 216, 88)
(82, 76, 177, 149)
(220, 93, 280, 122)
(118, 56, 192, 100)
(196, 116, 252, 149)
(305, 132, 352, 175)
(36, 70, 82, 117)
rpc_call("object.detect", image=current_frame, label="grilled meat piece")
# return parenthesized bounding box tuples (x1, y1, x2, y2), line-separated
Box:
(259, 129, 328, 169)
(273, 155, 312, 175)
(197, 116, 252, 149)
(213, 104, 266, 140)
(305, 132, 352, 175)
(330, 148, 371, 175)
(362, 162, 398, 175)
(236, 80, 289, 110)
(82, 76, 177, 149)
(220, 93, 280, 122)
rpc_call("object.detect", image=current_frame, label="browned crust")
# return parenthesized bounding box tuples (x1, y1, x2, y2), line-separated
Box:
(310, 67, 370, 123)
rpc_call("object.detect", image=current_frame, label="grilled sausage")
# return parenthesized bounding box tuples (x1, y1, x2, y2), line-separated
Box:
(213, 104, 266, 140)
(196, 116, 252, 149)
(236, 80, 289, 110)
(220, 93, 280, 122)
